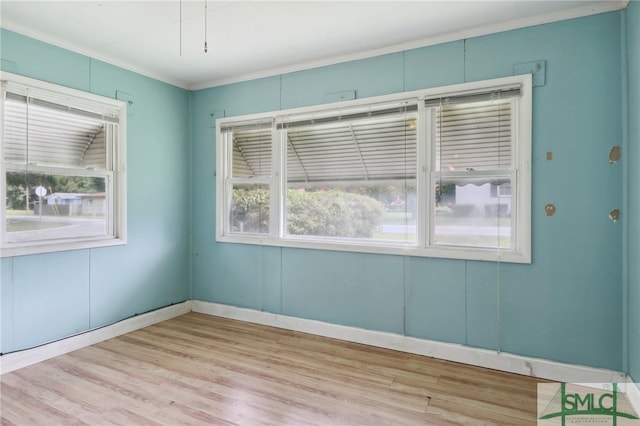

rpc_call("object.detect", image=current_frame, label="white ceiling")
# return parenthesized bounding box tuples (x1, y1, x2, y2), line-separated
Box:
(0, 1, 627, 90)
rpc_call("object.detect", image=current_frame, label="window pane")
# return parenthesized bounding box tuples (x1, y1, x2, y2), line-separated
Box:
(285, 111, 417, 183)
(286, 183, 416, 243)
(433, 178, 511, 249)
(231, 127, 272, 178)
(435, 99, 512, 172)
(283, 108, 417, 243)
(3, 96, 108, 170)
(5, 171, 108, 243)
(229, 183, 270, 234)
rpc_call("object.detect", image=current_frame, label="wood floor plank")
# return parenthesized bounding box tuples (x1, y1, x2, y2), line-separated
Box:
(92, 336, 420, 425)
(8, 366, 113, 423)
(116, 333, 430, 425)
(128, 325, 430, 414)
(160, 317, 401, 387)
(1, 312, 551, 425)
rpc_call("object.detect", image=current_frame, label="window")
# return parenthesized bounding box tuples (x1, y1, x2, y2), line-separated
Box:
(1, 73, 127, 257)
(279, 103, 418, 244)
(429, 90, 519, 251)
(217, 75, 531, 263)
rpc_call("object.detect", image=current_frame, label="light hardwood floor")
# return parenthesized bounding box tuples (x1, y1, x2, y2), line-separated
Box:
(0, 313, 550, 425)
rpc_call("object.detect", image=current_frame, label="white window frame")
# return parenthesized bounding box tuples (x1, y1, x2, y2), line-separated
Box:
(0, 72, 127, 257)
(216, 75, 531, 263)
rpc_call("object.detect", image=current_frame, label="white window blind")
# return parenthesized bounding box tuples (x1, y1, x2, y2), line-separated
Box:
(226, 124, 272, 179)
(3, 89, 120, 170)
(279, 105, 417, 184)
(427, 89, 518, 173)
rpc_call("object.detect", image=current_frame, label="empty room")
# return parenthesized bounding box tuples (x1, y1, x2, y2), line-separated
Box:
(1, 0, 639, 424)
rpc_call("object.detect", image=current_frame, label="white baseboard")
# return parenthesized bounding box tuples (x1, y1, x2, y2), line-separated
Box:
(192, 300, 629, 385)
(1, 298, 632, 393)
(0, 301, 192, 375)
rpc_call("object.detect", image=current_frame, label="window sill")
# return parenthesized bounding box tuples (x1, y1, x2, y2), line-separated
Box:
(1, 237, 127, 258)
(215, 235, 531, 264)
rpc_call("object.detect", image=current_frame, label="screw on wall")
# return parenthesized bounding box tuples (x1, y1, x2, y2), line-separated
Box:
(545, 204, 556, 216)
(609, 209, 620, 222)
(609, 146, 621, 164)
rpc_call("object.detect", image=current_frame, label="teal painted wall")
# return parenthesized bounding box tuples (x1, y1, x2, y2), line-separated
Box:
(192, 12, 625, 371)
(0, 7, 634, 377)
(0, 29, 191, 353)
(626, 0, 640, 384)
(466, 13, 623, 370)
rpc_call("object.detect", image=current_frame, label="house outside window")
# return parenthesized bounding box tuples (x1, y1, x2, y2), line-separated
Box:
(217, 75, 531, 263)
(1, 73, 127, 257)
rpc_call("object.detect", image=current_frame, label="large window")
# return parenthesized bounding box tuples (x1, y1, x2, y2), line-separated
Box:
(1, 73, 127, 257)
(217, 75, 531, 263)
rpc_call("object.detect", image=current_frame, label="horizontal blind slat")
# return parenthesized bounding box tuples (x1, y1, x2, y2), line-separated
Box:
(435, 98, 513, 171)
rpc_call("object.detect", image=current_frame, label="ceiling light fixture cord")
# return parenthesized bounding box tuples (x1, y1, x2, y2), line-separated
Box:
(204, 0, 208, 53)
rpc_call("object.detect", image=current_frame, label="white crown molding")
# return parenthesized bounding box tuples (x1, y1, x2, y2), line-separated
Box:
(1, 1, 628, 91)
(189, 0, 629, 90)
(0, 22, 190, 90)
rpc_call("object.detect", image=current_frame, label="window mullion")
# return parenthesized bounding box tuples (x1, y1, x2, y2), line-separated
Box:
(217, 130, 229, 237)
(418, 103, 430, 249)
(428, 106, 440, 248)
(225, 130, 234, 237)
(270, 123, 281, 240)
